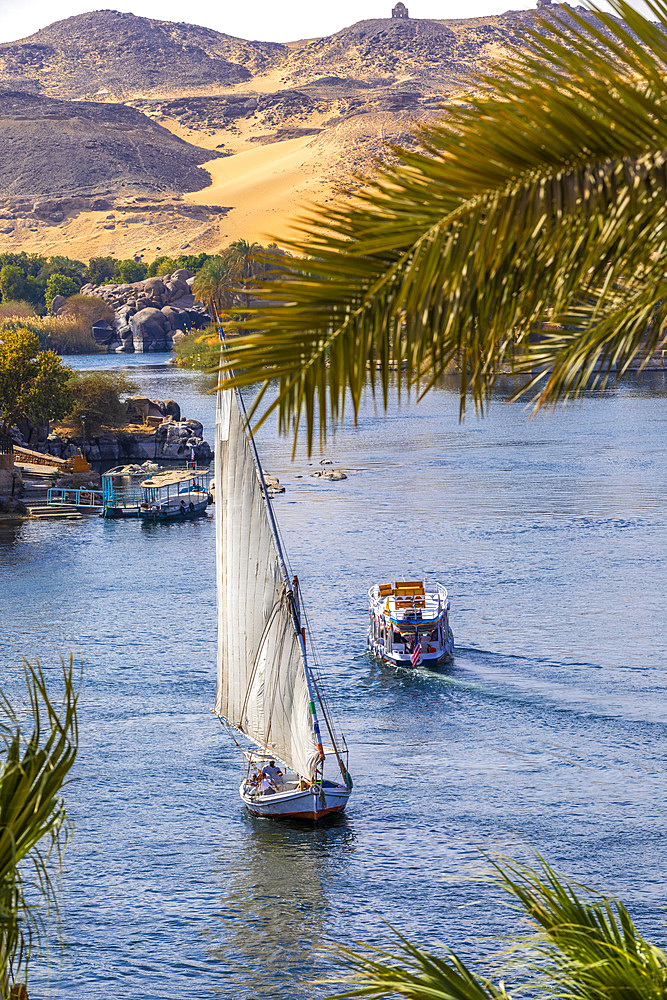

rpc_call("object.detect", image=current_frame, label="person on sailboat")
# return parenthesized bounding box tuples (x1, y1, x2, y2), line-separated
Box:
(261, 760, 282, 782)
(257, 774, 278, 796)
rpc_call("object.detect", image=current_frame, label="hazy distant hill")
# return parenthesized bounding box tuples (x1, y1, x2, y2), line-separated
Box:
(0, 6, 608, 101)
(280, 14, 518, 90)
(0, 9, 287, 99)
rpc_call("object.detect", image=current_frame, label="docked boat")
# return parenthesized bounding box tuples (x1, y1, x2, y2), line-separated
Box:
(214, 365, 353, 822)
(367, 580, 454, 667)
(102, 466, 145, 518)
(138, 469, 211, 522)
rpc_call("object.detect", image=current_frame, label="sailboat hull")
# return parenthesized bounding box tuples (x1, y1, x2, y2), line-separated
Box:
(240, 780, 351, 821)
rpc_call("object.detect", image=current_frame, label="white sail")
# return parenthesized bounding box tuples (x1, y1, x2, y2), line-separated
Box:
(214, 383, 320, 780)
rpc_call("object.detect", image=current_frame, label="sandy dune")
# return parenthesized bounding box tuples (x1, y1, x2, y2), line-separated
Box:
(183, 133, 333, 243)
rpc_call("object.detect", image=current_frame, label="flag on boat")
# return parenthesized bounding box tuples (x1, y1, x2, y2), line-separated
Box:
(411, 631, 422, 667)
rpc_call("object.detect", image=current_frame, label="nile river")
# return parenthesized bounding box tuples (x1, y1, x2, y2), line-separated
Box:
(1, 356, 666, 999)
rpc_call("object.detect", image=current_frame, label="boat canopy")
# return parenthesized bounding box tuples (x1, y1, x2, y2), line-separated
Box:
(214, 383, 320, 780)
(141, 469, 209, 489)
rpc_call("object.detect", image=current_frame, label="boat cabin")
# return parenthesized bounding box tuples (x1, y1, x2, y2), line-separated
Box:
(139, 468, 211, 521)
(102, 466, 147, 518)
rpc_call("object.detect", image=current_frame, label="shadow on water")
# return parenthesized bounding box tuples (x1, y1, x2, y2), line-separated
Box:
(0, 519, 26, 549)
(208, 813, 355, 999)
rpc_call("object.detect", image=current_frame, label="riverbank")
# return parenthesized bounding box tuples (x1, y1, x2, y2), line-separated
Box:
(6, 390, 213, 477)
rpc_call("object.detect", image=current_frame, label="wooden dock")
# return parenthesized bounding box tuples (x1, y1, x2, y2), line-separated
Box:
(26, 504, 82, 520)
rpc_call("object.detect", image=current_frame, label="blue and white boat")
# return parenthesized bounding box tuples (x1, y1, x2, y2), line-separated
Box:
(139, 469, 211, 522)
(367, 581, 454, 667)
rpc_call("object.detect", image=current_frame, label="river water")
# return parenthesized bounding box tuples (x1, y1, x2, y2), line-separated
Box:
(1, 356, 666, 999)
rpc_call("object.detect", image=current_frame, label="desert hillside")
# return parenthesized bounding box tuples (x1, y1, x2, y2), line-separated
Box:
(0, 5, 608, 257)
(0, 91, 218, 201)
(0, 10, 287, 100)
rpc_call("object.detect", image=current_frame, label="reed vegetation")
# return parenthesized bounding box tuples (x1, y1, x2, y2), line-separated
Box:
(0, 316, 104, 355)
(173, 326, 221, 370)
(0, 293, 112, 355)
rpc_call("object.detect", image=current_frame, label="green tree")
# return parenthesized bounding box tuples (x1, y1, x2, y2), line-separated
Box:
(0, 657, 78, 999)
(63, 371, 138, 434)
(193, 243, 284, 319)
(176, 252, 210, 272)
(216, 0, 667, 448)
(87, 257, 115, 285)
(146, 256, 177, 278)
(329, 856, 667, 1000)
(45, 274, 78, 311)
(192, 255, 236, 319)
(0, 328, 73, 435)
(0, 267, 26, 305)
(114, 260, 147, 284)
(37, 257, 86, 287)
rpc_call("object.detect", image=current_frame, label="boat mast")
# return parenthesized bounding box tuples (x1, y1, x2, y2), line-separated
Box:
(218, 333, 340, 776)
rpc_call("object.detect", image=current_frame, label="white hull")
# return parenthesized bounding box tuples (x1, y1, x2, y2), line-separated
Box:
(367, 626, 454, 668)
(240, 780, 351, 821)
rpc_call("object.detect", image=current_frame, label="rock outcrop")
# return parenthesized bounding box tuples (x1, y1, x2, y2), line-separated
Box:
(311, 469, 348, 481)
(10, 397, 212, 465)
(78, 269, 209, 352)
(0, 92, 219, 204)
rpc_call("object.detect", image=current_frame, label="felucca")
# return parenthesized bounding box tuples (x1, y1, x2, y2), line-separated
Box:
(214, 371, 353, 822)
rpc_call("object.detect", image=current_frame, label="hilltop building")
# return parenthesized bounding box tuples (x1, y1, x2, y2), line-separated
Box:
(392, 3, 409, 17)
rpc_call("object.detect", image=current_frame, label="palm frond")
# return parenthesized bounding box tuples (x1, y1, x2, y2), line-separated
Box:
(322, 923, 510, 1000)
(325, 856, 666, 1000)
(489, 855, 667, 1000)
(215, 0, 667, 450)
(0, 657, 79, 998)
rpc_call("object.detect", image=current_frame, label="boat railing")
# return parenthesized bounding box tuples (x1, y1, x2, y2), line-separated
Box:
(106, 495, 142, 510)
(47, 487, 103, 510)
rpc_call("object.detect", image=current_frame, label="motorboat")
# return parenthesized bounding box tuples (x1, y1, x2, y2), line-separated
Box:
(367, 580, 454, 667)
(138, 468, 211, 522)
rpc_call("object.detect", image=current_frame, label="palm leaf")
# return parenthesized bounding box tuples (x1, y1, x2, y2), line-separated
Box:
(489, 855, 667, 1000)
(322, 923, 510, 1000)
(324, 856, 667, 1000)
(0, 657, 78, 998)
(214, 0, 667, 450)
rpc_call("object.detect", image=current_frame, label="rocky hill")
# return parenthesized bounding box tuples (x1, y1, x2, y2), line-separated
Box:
(0, 92, 218, 202)
(0, 5, 619, 258)
(0, 9, 287, 99)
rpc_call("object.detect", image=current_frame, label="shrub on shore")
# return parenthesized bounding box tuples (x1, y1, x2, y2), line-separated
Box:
(173, 326, 221, 369)
(0, 328, 73, 435)
(0, 294, 112, 353)
(0, 300, 37, 320)
(61, 294, 114, 327)
(61, 371, 138, 434)
(0, 316, 105, 355)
